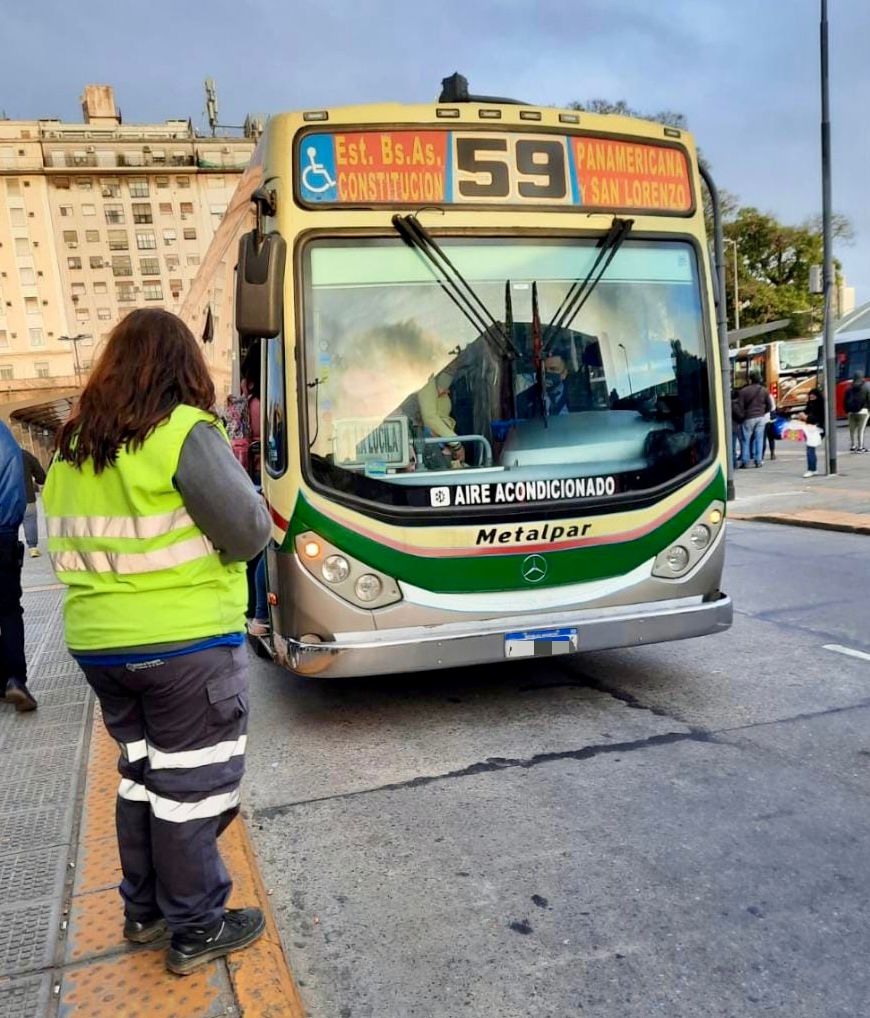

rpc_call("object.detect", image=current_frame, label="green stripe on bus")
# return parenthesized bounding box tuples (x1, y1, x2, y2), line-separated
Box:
(285, 472, 725, 594)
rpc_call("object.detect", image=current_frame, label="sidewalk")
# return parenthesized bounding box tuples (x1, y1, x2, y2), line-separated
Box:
(0, 547, 304, 1017)
(729, 424, 870, 534)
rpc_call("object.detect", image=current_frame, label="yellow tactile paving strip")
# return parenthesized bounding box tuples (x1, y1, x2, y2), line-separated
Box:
(59, 707, 306, 1018)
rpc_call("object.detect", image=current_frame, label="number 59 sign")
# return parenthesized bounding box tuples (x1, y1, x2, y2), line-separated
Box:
(297, 129, 693, 214)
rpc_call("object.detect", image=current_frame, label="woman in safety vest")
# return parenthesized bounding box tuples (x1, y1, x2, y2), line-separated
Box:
(43, 308, 271, 975)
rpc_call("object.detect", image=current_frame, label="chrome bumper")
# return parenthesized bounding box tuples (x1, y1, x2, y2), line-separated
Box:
(273, 593, 732, 678)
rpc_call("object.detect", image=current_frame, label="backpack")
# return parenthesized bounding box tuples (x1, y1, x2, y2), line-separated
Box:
(223, 395, 252, 470)
(844, 385, 867, 414)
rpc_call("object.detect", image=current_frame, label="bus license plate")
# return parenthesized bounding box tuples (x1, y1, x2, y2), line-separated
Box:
(505, 628, 578, 658)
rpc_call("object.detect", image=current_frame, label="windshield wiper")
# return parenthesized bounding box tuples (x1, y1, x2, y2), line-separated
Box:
(545, 217, 634, 351)
(392, 214, 521, 362)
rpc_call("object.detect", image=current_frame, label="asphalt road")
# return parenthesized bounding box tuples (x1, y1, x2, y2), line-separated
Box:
(244, 522, 870, 1018)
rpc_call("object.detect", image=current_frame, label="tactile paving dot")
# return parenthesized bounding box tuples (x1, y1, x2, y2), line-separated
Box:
(0, 845, 66, 906)
(74, 836, 123, 895)
(0, 974, 52, 1018)
(60, 949, 233, 1017)
(0, 902, 56, 973)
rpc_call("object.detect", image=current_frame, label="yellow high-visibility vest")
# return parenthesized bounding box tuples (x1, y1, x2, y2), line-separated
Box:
(43, 405, 246, 651)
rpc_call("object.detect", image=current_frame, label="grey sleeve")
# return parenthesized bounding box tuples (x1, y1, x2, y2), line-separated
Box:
(174, 421, 272, 564)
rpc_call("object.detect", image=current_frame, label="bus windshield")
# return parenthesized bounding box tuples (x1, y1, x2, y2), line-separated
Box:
(302, 237, 712, 511)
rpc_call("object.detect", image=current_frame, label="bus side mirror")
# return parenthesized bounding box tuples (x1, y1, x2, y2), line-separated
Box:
(235, 230, 286, 339)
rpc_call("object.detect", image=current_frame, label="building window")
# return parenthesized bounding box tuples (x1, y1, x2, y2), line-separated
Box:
(25, 297, 39, 315)
(100, 179, 121, 198)
(55, 177, 71, 190)
(165, 255, 180, 271)
(68, 257, 82, 270)
(179, 201, 194, 216)
(183, 227, 197, 241)
(207, 175, 226, 189)
(30, 328, 45, 347)
(6, 179, 20, 196)
(81, 203, 96, 216)
(34, 361, 50, 378)
(140, 257, 160, 275)
(76, 178, 93, 190)
(111, 256, 133, 277)
(85, 229, 100, 243)
(104, 204, 125, 224)
(186, 255, 200, 266)
(163, 229, 177, 246)
(97, 307, 111, 320)
(143, 282, 163, 301)
(116, 284, 135, 302)
(107, 229, 128, 251)
(0, 366, 13, 381)
(94, 281, 108, 295)
(76, 308, 89, 322)
(132, 203, 153, 224)
(19, 267, 36, 286)
(150, 150, 167, 164)
(71, 282, 86, 296)
(14, 237, 30, 257)
(136, 232, 157, 250)
(59, 205, 73, 217)
(63, 230, 78, 248)
(156, 176, 170, 188)
(128, 179, 149, 198)
(176, 177, 191, 188)
(159, 202, 173, 216)
(9, 207, 26, 227)
(0, 330, 7, 348)
(169, 278, 183, 297)
(89, 256, 104, 270)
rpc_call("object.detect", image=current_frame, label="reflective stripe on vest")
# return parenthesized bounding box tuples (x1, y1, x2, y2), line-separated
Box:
(47, 507, 196, 542)
(51, 534, 215, 575)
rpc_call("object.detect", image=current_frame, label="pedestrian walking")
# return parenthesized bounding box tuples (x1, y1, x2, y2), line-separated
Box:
(43, 308, 271, 975)
(0, 421, 38, 711)
(798, 387, 825, 478)
(730, 389, 744, 469)
(20, 448, 46, 557)
(844, 371, 870, 453)
(737, 370, 772, 468)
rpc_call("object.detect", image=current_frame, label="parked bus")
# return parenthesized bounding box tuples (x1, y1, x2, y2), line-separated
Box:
(731, 337, 821, 414)
(186, 78, 732, 677)
(835, 305, 870, 417)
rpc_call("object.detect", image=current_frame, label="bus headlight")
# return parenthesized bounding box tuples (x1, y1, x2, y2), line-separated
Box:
(355, 574, 383, 602)
(689, 524, 711, 549)
(665, 545, 690, 572)
(652, 501, 725, 579)
(322, 555, 350, 583)
(295, 531, 402, 609)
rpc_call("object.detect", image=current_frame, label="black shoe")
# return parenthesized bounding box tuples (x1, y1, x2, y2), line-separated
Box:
(124, 916, 168, 944)
(738, 463, 747, 469)
(5, 679, 37, 712)
(166, 907, 266, 975)
(770, 452, 776, 460)
(754, 461, 762, 468)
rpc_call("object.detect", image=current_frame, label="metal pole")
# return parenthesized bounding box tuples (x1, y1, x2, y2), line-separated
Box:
(732, 241, 740, 332)
(72, 337, 82, 387)
(821, 0, 837, 474)
(700, 163, 734, 500)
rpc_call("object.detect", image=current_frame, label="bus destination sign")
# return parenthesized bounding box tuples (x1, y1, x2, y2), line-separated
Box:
(298, 130, 692, 213)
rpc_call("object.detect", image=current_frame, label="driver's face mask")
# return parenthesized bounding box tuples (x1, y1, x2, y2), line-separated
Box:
(545, 371, 564, 393)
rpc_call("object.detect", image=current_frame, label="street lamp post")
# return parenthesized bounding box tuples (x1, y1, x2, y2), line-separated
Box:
(820, 0, 837, 474)
(725, 238, 740, 332)
(59, 334, 89, 387)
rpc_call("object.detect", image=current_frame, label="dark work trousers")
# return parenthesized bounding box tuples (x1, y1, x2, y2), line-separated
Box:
(0, 534, 26, 686)
(82, 643, 248, 932)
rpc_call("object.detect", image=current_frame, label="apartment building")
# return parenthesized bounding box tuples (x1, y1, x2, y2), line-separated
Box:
(0, 84, 258, 414)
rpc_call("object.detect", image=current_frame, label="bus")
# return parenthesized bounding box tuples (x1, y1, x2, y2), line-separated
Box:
(186, 77, 732, 677)
(731, 337, 821, 414)
(835, 304, 870, 417)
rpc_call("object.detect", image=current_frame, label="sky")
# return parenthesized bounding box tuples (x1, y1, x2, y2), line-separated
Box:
(3, 0, 869, 306)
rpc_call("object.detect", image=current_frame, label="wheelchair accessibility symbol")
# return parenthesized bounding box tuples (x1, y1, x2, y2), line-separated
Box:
(299, 137, 337, 202)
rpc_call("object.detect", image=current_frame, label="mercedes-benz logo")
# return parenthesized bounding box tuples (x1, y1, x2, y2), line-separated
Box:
(521, 554, 548, 584)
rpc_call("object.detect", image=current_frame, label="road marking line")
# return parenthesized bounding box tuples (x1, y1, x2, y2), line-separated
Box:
(824, 644, 870, 663)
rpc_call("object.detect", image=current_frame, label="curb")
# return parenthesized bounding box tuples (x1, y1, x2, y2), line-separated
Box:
(730, 511, 870, 535)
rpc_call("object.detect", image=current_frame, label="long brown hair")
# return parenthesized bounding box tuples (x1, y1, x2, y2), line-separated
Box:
(57, 308, 216, 473)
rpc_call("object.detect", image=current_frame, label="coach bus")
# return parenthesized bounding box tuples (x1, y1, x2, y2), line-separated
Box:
(186, 78, 732, 677)
(834, 304, 870, 417)
(731, 337, 821, 414)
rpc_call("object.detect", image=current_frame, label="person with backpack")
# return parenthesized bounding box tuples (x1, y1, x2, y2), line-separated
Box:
(844, 371, 870, 453)
(737, 371, 772, 468)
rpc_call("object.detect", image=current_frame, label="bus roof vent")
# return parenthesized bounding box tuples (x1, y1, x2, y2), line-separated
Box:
(438, 72, 528, 106)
